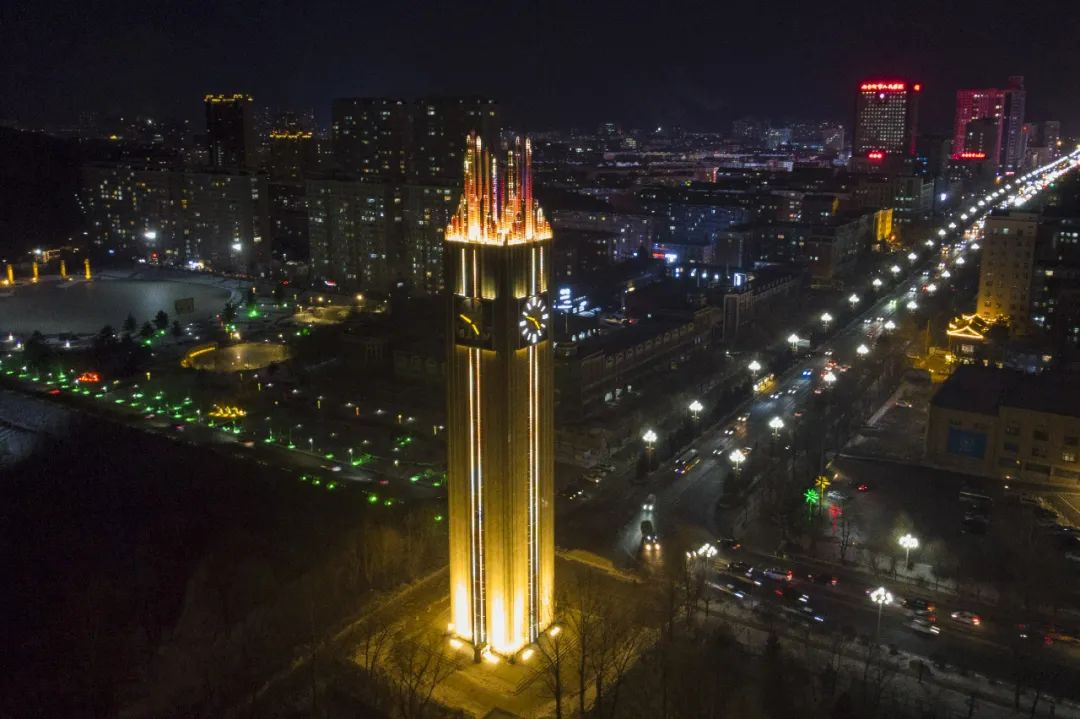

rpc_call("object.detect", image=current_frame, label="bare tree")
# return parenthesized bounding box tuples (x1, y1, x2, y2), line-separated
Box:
(533, 627, 571, 719)
(385, 630, 459, 719)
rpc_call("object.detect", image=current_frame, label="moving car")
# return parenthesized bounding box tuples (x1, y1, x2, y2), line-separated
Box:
(949, 610, 982, 627)
(727, 561, 753, 576)
(759, 567, 793, 582)
(642, 493, 656, 512)
(716, 536, 742, 551)
(640, 521, 660, 550)
(908, 617, 941, 636)
(807, 573, 839, 586)
(904, 597, 936, 615)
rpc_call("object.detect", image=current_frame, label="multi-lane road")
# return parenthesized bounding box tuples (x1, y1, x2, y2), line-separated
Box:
(554, 148, 1080, 699)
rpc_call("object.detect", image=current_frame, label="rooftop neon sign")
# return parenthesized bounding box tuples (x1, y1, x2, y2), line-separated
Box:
(861, 82, 907, 92)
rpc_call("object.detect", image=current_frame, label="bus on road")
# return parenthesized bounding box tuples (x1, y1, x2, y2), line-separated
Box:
(673, 448, 700, 475)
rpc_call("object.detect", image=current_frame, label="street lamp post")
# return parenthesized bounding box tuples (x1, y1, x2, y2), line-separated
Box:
(643, 429, 657, 451)
(688, 400, 703, 422)
(856, 344, 870, 358)
(823, 371, 837, 388)
(729, 449, 745, 475)
(848, 293, 860, 308)
(821, 312, 833, 329)
(898, 533, 919, 568)
(748, 359, 762, 377)
(643, 429, 658, 470)
(870, 586, 893, 639)
(769, 416, 784, 437)
(890, 264, 901, 276)
(872, 277, 883, 290)
(787, 333, 801, 353)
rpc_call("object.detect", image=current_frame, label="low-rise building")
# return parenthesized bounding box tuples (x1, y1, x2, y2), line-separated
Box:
(926, 365, 1080, 486)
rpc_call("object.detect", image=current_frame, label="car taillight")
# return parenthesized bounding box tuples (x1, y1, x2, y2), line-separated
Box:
(973, 617, 980, 625)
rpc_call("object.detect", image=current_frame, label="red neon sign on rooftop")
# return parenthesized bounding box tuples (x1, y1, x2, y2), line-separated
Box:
(951, 151, 987, 160)
(860, 81, 907, 92)
(867, 150, 885, 161)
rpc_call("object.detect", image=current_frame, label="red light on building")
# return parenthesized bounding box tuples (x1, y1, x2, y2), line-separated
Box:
(860, 82, 907, 92)
(951, 151, 987, 160)
(913, 83, 922, 92)
(77, 371, 102, 383)
(867, 150, 885, 161)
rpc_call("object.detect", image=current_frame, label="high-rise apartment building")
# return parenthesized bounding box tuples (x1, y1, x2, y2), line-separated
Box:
(853, 80, 920, 159)
(306, 178, 394, 290)
(1001, 76, 1027, 173)
(330, 98, 412, 181)
(81, 162, 267, 271)
(412, 98, 499, 183)
(978, 210, 1039, 331)
(204, 94, 256, 169)
(445, 134, 554, 658)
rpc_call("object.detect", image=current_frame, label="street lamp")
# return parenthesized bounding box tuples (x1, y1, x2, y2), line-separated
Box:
(748, 359, 762, 376)
(870, 586, 893, 638)
(787, 333, 801, 352)
(769, 416, 784, 437)
(848, 293, 860, 308)
(926, 283, 937, 294)
(642, 429, 657, 451)
(906, 300, 918, 311)
(688, 400, 703, 421)
(821, 312, 833, 328)
(970, 242, 980, 251)
(924, 239, 935, 248)
(823, 371, 837, 387)
(856, 344, 870, 357)
(907, 251, 918, 262)
(729, 449, 745, 475)
(941, 269, 951, 279)
(883, 320, 896, 332)
(955, 256, 966, 266)
(948, 222, 957, 230)
(898, 533, 919, 567)
(871, 277, 883, 290)
(890, 264, 901, 275)
(308, 437, 314, 453)
(937, 229, 947, 237)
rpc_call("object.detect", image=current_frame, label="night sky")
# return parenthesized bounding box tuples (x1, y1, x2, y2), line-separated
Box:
(3, 0, 1079, 132)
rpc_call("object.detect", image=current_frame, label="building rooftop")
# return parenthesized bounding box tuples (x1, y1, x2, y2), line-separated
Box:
(931, 365, 1080, 418)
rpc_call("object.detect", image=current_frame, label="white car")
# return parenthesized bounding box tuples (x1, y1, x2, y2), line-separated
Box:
(909, 617, 941, 636)
(950, 610, 982, 627)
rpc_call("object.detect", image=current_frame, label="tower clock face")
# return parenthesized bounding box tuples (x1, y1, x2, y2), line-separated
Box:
(454, 296, 492, 348)
(519, 295, 549, 346)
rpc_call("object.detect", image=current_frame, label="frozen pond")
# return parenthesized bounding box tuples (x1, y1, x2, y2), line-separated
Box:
(0, 279, 232, 335)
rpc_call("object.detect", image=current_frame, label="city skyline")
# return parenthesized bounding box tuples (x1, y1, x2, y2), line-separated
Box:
(3, 1, 1079, 133)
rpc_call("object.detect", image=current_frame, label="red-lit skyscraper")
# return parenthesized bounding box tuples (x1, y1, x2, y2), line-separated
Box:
(953, 88, 1004, 160)
(952, 77, 1026, 172)
(853, 80, 920, 159)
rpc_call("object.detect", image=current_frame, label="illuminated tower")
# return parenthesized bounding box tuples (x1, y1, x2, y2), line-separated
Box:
(445, 134, 554, 658)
